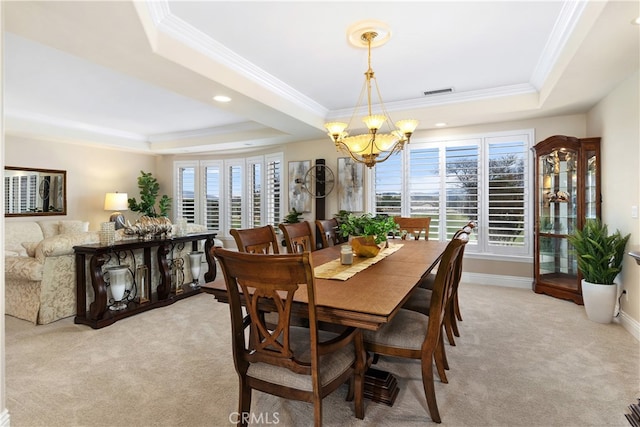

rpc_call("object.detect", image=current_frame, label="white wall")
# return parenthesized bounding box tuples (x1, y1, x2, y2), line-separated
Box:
(5, 135, 159, 230)
(587, 71, 640, 324)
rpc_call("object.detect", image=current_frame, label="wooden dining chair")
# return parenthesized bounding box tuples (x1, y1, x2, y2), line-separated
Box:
(213, 248, 366, 427)
(407, 221, 475, 346)
(230, 225, 280, 254)
(315, 218, 342, 248)
(392, 216, 431, 240)
(362, 234, 468, 424)
(279, 221, 317, 253)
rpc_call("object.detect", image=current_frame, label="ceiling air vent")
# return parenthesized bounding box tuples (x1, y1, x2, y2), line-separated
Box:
(423, 88, 453, 96)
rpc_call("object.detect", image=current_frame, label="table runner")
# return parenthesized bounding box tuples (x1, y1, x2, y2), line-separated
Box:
(314, 243, 403, 281)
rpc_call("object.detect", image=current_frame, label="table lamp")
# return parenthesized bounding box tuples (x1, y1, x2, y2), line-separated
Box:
(104, 192, 128, 230)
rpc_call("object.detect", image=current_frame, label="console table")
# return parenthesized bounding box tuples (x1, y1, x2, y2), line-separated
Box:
(74, 232, 217, 329)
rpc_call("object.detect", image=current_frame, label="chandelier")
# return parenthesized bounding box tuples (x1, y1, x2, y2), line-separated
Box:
(324, 28, 418, 168)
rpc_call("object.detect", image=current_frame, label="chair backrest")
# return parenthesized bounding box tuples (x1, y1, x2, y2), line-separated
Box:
(426, 234, 468, 340)
(451, 224, 473, 287)
(230, 225, 280, 254)
(279, 221, 317, 253)
(315, 218, 342, 248)
(393, 217, 432, 240)
(213, 248, 319, 375)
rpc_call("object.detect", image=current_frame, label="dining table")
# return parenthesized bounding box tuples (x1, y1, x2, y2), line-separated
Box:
(202, 238, 448, 330)
(201, 238, 449, 406)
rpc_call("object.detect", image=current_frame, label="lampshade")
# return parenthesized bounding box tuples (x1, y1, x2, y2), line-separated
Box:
(324, 25, 419, 168)
(104, 192, 128, 211)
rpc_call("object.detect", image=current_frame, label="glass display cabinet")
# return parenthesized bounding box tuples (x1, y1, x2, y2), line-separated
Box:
(533, 135, 601, 304)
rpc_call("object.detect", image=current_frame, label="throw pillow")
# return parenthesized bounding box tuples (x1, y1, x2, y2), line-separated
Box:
(21, 241, 39, 257)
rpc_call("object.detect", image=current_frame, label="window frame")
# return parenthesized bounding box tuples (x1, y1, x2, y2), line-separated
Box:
(173, 153, 283, 238)
(368, 129, 533, 258)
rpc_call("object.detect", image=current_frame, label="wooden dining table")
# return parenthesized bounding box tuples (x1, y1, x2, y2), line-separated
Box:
(201, 238, 449, 406)
(202, 238, 448, 331)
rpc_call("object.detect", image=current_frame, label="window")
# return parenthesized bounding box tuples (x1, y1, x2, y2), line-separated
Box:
(174, 154, 283, 237)
(371, 130, 532, 257)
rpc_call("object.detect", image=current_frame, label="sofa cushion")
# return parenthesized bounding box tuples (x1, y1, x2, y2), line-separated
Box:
(38, 220, 60, 238)
(59, 220, 89, 234)
(5, 222, 44, 255)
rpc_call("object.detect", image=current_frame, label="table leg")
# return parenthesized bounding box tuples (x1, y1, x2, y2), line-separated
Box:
(204, 235, 217, 282)
(75, 253, 87, 321)
(157, 243, 171, 300)
(88, 254, 109, 320)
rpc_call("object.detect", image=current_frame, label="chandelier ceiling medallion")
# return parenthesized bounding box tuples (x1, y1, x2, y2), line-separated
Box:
(325, 21, 419, 168)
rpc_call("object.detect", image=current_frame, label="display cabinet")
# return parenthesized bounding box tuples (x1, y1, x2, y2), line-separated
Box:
(533, 135, 601, 304)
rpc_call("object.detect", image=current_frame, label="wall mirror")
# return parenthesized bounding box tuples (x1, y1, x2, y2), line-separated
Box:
(5, 167, 67, 217)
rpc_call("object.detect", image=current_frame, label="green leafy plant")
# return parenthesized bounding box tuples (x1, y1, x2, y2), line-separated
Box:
(283, 207, 304, 224)
(567, 218, 630, 285)
(339, 213, 399, 244)
(128, 171, 172, 218)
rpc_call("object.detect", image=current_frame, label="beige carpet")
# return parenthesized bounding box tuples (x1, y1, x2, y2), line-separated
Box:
(5, 282, 639, 426)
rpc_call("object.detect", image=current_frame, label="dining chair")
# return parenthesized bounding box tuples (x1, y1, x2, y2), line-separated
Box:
(279, 221, 317, 253)
(406, 221, 475, 346)
(230, 225, 280, 254)
(315, 218, 342, 248)
(213, 248, 366, 427)
(362, 234, 468, 424)
(392, 216, 431, 240)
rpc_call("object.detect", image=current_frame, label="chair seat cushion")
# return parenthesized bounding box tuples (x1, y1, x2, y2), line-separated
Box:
(419, 272, 435, 290)
(363, 309, 429, 351)
(247, 327, 355, 392)
(402, 287, 432, 315)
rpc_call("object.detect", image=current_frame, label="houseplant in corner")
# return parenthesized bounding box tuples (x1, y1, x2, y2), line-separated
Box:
(128, 171, 172, 218)
(568, 218, 630, 323)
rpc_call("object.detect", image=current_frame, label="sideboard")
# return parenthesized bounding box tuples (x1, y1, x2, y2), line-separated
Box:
(74, 232, 217, 329)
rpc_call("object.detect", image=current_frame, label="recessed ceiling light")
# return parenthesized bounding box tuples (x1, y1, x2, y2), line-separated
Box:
(213, 95, 231, 103)
(435, 122, 447, 127)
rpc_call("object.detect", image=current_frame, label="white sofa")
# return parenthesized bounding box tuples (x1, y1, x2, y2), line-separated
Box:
(5, 220, 98, 324)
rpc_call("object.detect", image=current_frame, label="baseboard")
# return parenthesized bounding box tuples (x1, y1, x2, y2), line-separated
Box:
(463, 272, 640, 342)
(461, 272, 532, 289)
(616, 310, 640, 342)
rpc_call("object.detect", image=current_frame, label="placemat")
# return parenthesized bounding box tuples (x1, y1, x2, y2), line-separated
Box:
(314, 243, 404, 281)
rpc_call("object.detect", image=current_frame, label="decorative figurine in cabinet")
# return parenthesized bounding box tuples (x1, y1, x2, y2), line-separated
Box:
(533, 135, 601, 304)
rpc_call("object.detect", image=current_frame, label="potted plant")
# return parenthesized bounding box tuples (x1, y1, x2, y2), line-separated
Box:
(567, 218, 630, 323)
(339, 213, 399, 257)
(283, 207, 303, 224)
(128, 171, 172, 218)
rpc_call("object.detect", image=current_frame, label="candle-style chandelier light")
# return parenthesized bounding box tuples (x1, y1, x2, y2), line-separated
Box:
(324, 25, 418, 168)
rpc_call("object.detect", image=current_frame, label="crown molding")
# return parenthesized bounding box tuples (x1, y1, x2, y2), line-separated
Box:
(147, 121, 272, 143)
(326, 83, 538, 120)
(530, 0, 588, 90)
(144, 1, 327, 118)
(5, 110, 147, 142)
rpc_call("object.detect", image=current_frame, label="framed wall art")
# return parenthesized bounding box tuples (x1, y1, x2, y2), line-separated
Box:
(337, 157, 364, 212)
(288, 160, 311, 213)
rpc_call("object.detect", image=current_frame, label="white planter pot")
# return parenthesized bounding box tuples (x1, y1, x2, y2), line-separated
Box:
(581, 279, 617, 324)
